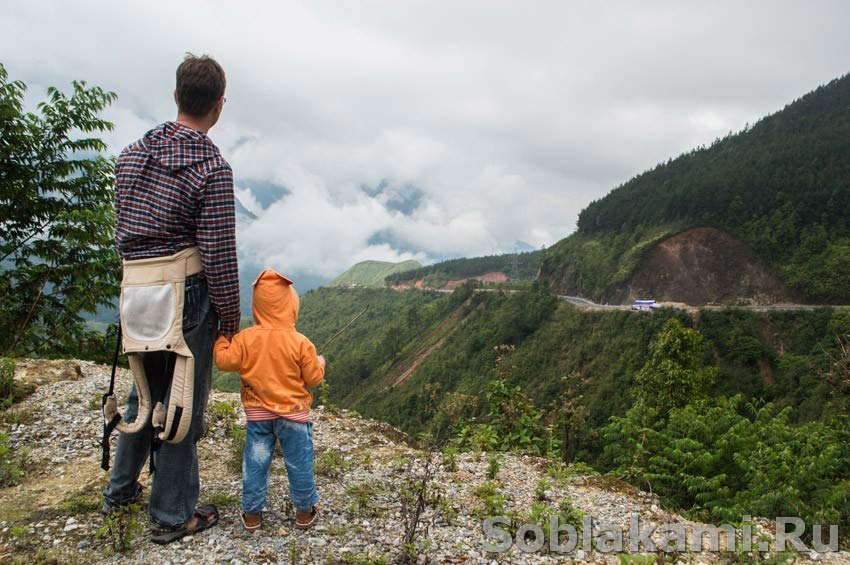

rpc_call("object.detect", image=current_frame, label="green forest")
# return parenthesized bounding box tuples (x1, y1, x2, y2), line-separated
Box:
(384, 250, 541, 288)
(292, 284, 850, 533)
(541, 74, 850, 303)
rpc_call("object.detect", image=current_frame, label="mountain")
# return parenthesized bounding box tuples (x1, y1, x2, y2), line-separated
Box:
(329, 259, 422, 288)
(384, 250, 542, 289)
(233, 196, 257, 223)
(297, 286, 846, 441)
(540, 73, 850, 305)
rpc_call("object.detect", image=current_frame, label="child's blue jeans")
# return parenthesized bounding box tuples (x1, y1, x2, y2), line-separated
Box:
(242, 418, 320, 515)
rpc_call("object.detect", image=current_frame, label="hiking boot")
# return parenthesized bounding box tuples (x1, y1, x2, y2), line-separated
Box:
(295, 506, 318, 530)
(241, 512, 262, 532)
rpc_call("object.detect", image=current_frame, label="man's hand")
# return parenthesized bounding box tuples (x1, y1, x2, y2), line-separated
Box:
(317, 355, 326, 367)
(219, 332, 235, 341)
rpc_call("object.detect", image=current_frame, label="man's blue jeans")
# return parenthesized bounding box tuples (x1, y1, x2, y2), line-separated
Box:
(242, 418, 320, 515)
(102, 275, 215, 528)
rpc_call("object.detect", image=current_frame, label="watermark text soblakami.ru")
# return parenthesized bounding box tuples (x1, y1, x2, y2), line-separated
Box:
(483, 514, 840, 554)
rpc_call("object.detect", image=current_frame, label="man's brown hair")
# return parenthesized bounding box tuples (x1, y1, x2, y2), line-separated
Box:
(175, 53, 226, 117)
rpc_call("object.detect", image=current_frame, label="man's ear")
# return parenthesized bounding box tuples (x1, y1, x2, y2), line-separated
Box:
(173, 90, 179, 106)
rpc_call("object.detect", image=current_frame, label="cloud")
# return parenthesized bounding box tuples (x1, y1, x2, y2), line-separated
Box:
(3, 0, 849, 285)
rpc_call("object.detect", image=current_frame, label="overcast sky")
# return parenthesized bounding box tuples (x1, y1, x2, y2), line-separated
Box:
(3, 1, 849, 283)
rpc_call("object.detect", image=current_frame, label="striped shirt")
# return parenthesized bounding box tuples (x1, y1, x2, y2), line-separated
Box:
(114, 121, 241, 334)
(244, 407, 311, 423)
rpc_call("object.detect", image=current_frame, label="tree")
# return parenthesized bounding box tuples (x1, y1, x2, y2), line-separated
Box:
(0, 64, 119, 357)
(634, 318, 716, 415)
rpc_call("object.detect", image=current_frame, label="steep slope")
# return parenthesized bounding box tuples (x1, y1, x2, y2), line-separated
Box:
(330, 259, 422, 287)
(619, 227, 791, 305)
(541, 73, 850, 304)
(297, 287, 849, 447)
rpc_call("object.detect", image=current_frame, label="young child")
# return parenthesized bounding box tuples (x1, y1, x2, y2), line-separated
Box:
(214, 269, 326, 531)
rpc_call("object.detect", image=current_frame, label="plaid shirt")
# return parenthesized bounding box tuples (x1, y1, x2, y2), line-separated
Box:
(114, 121, 241, 333)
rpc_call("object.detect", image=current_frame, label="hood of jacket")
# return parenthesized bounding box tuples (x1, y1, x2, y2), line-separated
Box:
(252, 269, 299, 329)
(140, 121, 221, 171)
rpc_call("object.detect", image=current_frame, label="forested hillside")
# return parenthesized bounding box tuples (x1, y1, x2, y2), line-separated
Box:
(384, 250, 541, 288)
(541, 73, 850, 303)
(301, 286, 848, 444)
(292, 284, 850, 532)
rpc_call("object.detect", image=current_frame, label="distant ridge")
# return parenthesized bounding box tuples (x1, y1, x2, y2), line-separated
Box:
(384, 250, 542, 288)
(330, 260, 422, 287)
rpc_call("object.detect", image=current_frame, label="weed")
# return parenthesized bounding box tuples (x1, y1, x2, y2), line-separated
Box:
(206, 490, 239, 508)
(535, 477, 551, 501)
(0, 407, 37, 427)
(0, 432, 28, 487)
(472, 481, 507, 519)
(436, 496, 458, 525)
(326, 523, 349, 536)
(315, 449, 349, 478)
(0, 357, 35, 415)
(545, 460, 599, 483)
(557, 497, 585, 534)
(227, 427, 246, 474)
(346, 482, 385, 517)
(61, 487, 102, 514)
(389, 454, 410, 471)
(287, 538, 302, 564)
(618, 556, 660, 564)
(337, 552, 389, 564)
(398, 453, 436, 564)
(87, 392, 102, 411)
(441, 446, 458, 471)
(96, 502, 144, 553)
(207, 400, 238, 431)
(486, 455, 500, 480)
(526, 501, 554, 544)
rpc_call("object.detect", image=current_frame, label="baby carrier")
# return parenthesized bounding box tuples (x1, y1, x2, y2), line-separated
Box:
(100, 246, 202, 471)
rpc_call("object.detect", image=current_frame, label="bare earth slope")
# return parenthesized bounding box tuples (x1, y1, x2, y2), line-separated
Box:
(1, 361, 846, 563)
(614, 227, 793, 305)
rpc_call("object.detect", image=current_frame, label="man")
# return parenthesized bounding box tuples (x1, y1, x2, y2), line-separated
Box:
(103, 53, 240, 544)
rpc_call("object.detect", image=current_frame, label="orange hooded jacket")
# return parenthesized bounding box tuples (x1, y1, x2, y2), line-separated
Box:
(213, 269, 324, 415)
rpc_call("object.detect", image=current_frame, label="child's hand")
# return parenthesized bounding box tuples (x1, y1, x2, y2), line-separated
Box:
(317, 355, 326, 367)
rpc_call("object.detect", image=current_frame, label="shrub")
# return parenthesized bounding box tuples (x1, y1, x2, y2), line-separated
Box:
(472, 481, 507, 519)
(0, 358, 32, 409)
(315, 449, 349, 477)
(0, 432, 28, 487)
(226, 427, 246, 474)
(96, 503, 143, 553)
(486, 455, 500, 480)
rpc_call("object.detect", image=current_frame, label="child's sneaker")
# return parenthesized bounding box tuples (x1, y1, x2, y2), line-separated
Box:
(295, 506, 318, 530)
(241, 512, 262, 532)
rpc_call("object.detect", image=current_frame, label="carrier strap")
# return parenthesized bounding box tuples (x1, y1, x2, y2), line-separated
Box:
(148, 353, 175, 475)
(101, 324, 123, 471)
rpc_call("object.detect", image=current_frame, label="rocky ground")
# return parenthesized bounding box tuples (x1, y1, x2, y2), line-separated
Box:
(0, 359, 848, 564)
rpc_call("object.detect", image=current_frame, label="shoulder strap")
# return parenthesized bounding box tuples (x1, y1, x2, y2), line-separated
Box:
(101, 324, 123, 471)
